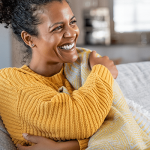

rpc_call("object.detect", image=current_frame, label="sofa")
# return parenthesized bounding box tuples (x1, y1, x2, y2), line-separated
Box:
(0, 61, 150, 150)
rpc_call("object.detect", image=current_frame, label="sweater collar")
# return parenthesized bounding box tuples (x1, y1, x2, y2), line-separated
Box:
(20, 65, 64, 83)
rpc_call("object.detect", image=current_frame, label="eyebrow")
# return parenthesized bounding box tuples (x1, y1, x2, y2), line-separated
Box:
(50, 16, 76, 28)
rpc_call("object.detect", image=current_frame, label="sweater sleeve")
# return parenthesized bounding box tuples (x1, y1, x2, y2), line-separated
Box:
(17, 64, 114, 147)
(78, 139, 89, 150)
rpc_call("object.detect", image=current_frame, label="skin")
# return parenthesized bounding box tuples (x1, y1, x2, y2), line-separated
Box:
(17, 133, 80, 150)
(89, 51, 118, 79)
(19, 0, 118, 150)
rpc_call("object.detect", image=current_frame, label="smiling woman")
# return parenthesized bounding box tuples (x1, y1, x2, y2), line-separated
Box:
(0, 0, 117, 150)
(1, 0, 150, 150)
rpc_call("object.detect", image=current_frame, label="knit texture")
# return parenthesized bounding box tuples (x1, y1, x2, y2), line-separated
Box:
(0, 48, 114, 150)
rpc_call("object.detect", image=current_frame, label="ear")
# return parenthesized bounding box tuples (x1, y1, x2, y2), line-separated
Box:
(21, 31, 35, 48)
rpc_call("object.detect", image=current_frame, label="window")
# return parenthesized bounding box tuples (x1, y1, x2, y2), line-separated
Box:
(114, 0, 150, 32)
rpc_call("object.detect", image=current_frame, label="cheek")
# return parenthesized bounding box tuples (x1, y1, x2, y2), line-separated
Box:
(48, 34, 62, 47)
(75, 26, 80, 38)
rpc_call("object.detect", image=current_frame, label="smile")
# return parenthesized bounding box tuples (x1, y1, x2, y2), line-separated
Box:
(59, 43, 75, 50)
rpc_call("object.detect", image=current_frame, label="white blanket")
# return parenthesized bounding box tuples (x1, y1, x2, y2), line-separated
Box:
(127, 98, 150, 136)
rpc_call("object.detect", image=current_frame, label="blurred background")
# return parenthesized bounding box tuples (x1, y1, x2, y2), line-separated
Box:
(1, 0, 150, 69)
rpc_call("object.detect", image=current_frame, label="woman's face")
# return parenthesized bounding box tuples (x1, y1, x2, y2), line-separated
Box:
(32, 0, 80, 64)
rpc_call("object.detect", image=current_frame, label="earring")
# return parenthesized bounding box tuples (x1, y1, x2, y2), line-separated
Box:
(31, 44, 35, 48)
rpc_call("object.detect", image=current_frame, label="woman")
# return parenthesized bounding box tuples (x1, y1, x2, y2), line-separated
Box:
(1, 0, 150, 150)
(0, 0, 117, 150)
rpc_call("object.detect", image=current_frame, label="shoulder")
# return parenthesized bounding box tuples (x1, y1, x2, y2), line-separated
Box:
(0, 67, 17, 78)
(0, 67, 27, 78)
(0, 67, 21, 84)
(0, 67, 37, 88)
(0, 68, 20, 92)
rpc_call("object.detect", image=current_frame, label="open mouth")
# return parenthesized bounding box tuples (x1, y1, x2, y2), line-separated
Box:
(58, 43, 75, 50)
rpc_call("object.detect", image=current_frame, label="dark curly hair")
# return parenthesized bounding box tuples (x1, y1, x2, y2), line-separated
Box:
(0, 0, 67, 63)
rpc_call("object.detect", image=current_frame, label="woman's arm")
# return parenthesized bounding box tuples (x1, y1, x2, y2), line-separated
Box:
(0, 63, 114, 149)
(17, 64, 113, 149)
(17, 134, 80, 150)
(18, 64, 114, 135)
(60, 140, 80, 150)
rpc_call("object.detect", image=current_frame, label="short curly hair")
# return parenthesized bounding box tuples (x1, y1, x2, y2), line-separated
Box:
(0, 0, 66, 63)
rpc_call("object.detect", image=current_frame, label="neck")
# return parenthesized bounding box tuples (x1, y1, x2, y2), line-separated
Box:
(29, 60, 63, 77)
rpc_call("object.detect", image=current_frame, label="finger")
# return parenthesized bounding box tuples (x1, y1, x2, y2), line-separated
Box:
(114, 68, 118, 79)
(90, 51, 97, 58)
(112, 67, 118, 79)
(17, 144, 29, 150)
(103, 56, 109, 59)
(110, 60, 114, 65)
(22, 133, 41, 144)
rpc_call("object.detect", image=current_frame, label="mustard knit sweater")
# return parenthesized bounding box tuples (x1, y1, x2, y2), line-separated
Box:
(0, 49, 114, 150)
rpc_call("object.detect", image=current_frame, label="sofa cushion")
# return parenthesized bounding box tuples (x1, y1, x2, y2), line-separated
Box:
(116, 61, 150, 113)
(0, 117, 16, 150)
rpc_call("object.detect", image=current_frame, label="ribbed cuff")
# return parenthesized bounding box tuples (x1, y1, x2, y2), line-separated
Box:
(91, 64, 114, 87)
(78, 139, 89, 150)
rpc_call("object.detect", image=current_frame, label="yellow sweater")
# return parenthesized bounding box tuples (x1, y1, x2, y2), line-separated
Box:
(0, 48, 114, 150)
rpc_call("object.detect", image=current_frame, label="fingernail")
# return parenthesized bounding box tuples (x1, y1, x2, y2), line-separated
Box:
(22, 133, 28, 139)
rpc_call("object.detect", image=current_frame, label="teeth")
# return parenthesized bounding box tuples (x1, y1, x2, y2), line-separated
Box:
(60, 43, 74, 50)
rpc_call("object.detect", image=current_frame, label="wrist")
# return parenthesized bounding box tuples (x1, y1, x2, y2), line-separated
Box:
(56, 140, 80, 150)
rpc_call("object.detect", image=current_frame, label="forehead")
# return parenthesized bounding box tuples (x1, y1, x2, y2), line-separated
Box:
(41, 1, 74, 23)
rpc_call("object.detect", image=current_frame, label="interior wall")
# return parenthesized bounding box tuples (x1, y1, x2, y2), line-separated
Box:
(0, 24, 11, 69)
(12, 35, 24, 67)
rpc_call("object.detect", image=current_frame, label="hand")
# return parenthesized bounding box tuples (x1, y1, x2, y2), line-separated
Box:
(17, 133, 59, 150)
(89, 51, 118, 79)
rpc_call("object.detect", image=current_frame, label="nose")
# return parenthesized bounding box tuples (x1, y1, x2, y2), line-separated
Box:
(63, 26, 77, 38)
